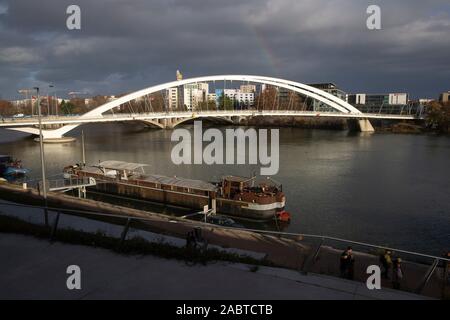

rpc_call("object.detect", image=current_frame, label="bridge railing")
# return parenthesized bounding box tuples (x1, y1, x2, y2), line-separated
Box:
(0, 109, 422, 127)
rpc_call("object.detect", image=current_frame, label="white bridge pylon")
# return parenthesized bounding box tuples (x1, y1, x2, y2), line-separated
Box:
(9, 75, 366, 139)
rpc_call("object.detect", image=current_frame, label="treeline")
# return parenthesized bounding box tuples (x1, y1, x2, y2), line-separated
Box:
(0, 100, 15, 116)
(0, 95, 114, 117)
(425, 101, 450, 133)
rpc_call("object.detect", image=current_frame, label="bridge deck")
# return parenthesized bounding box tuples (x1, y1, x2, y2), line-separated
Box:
(0, 111, 420, 128)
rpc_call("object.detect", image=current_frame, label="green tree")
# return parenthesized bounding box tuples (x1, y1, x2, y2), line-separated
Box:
(60, 100, 75, 115)
(218, 93, 234, 110)
(425, 101, 450, 133)
(196, 100, 217, 111)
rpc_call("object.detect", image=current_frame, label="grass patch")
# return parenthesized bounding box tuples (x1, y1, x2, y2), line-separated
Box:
(0, 214, 273, 267)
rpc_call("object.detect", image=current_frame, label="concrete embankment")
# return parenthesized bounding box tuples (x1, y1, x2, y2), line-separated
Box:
(0, 182, 447, 299)
(0, 182, 309, 270)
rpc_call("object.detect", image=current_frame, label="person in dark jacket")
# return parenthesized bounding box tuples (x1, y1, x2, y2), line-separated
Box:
(340, 246, 355, 279)
(392, 258, 403, 290)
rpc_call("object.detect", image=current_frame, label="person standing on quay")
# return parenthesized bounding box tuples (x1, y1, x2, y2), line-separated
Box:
(392, 258, 404, 290)
(340, 246, 355, 280)
(380, 250, 393, 279)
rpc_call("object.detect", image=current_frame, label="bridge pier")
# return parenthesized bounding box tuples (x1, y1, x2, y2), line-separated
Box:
(6, 126, 77, 143)
(358, 119, 375, 132)
(347, 118, 375, 133)
(158, 118, 175, 129)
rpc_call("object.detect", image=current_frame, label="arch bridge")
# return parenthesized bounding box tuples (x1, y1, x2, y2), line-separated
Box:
(1, 75, 419, 140)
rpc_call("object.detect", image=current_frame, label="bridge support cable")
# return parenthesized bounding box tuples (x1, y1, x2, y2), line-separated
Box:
(143, 94, 150, 113)
(302, 96, 308, 112)
(127, 101, 135, 114)
(212, 81, 217, 111)
(288, 91, 294, 111)
(147, 94, 154, 113)
(137, 98, 144, 114)
(163, 89, 168, 113)
(378, 103, 384, 115)
(276, 87, 280, 111)
(223, 78, 226, 110)
(271, 87, 278, 111)
(262, 84, 265, 110)
(205, 88, 209, 111)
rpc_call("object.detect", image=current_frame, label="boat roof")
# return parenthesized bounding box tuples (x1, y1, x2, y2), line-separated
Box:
(223, 175, 253, 183)
(141, 174, 216, 191)
(82, 165, 216, 192)
(97, 160, 148, 171)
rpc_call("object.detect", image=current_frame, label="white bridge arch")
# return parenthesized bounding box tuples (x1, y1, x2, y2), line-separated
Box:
(85, 75, 361, 116)
(9, 75, 366, 139)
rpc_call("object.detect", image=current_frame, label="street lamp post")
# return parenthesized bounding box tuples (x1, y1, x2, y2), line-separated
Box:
(49, 85, 54, 116)
(34, 87, 47, 204)
(54, 88, 58, 116)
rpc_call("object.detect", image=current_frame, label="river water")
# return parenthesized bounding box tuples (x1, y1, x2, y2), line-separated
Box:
(0, 123, 449, 255)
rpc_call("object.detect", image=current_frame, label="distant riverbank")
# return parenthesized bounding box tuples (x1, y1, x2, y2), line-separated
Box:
(236, 116, 435, 134)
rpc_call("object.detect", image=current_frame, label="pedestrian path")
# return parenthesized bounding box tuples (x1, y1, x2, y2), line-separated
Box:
(0, 233, 429, 300)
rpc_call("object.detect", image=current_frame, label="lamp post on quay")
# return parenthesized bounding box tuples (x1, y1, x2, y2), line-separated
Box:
(34, 87, 48, 225)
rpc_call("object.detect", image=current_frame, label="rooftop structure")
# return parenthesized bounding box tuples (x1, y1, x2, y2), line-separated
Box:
(308, 83, 347, 101)
(439, 91, 450, 103)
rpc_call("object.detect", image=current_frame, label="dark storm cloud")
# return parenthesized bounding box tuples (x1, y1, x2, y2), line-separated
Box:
(0, 0, 449, 99)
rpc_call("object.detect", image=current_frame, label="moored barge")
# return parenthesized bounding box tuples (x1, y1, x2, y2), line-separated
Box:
(64, 160, 289, 221)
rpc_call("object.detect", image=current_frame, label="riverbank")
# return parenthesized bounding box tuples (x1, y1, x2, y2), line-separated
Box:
(238, 116, 348, 130)
(0, 182, 310, 270)
(0, 181, 447, 299)
(232, 116, 449, 135)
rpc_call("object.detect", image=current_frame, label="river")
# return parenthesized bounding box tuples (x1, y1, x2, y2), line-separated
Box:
(0, 123, 449, 255)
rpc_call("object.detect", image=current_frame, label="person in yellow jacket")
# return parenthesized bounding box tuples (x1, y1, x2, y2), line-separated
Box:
(380, 250, 393, 279)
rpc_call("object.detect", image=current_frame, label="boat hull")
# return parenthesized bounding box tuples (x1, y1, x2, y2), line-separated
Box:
(1, 167, 29, 176)
(90, 181, 284, 221)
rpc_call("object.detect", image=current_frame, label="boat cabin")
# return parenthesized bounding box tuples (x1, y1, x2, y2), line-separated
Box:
(97, 160, 147, 180)
(221, 176, 254, 198)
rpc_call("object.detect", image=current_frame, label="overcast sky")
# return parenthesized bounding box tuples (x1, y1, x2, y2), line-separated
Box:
(0, 0, 449, 100)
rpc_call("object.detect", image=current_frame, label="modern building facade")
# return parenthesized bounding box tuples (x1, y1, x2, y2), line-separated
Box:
(439, 91, 450, 103)
(308, 83, 347, 101)
(240, 84, 256, 93)
(214, 89, 254, 107)
(389, 93, 409, 105)
(183, 82, 209, 110)
(207, 93, 217, 102)
(167, 87, 178, 110)
(347, 93, 408, 106)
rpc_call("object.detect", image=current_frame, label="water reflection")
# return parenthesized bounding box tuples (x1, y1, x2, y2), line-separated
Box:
(0, 124, 449, 254)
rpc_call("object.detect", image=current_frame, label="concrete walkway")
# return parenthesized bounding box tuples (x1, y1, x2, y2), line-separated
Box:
(0, 234, 429, 300)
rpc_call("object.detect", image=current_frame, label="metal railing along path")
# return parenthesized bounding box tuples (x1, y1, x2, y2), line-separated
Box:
(0, 200, 447, 297)
(0, 200, 447, 263)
